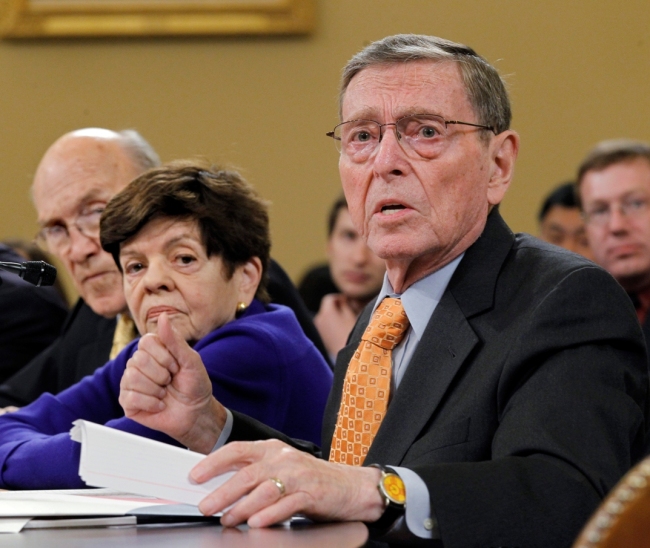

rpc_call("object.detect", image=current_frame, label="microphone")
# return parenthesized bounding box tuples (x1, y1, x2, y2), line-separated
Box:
(0, 260, 57, 287)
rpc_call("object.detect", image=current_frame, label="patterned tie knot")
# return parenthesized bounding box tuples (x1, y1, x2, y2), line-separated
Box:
(361, 297, 410, 351)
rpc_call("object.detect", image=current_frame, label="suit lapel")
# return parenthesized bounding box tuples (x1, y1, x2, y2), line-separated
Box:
(366, 290, 478, 464)
(447, 209, 514, 319)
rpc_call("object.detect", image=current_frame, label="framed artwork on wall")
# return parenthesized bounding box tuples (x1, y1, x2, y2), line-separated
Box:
(0, 0, 314, 38)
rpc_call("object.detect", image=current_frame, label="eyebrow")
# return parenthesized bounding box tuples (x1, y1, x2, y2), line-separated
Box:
(120, 233, 201, 257)
(162, 234, 201, 252)
(589, 190, 650, 205)
(343, 107, 441, 122)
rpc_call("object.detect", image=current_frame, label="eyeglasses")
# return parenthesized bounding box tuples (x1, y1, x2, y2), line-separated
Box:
(583, 196, 650, 226)
(36, 206, 105, 253)
(326, 113, 496, 162)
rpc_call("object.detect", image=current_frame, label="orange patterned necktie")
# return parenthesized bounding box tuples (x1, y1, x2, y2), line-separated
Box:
(329, 297, 410, 466)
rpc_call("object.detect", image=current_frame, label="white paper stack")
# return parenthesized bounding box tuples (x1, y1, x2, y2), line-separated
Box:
(0, 489, 171, 533)
(70, 420, 234, 505)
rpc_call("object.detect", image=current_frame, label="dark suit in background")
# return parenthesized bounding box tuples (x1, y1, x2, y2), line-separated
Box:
(0, 244, 68, 382)
(267, 259, 331, 367)
(0, 299, 114, 407)
(633, 302, 650, 369)
(297, 264, 338, 315)
(228, 212, 648, 548)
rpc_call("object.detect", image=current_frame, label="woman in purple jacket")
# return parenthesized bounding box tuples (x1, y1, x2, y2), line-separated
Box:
(0, 161, 332, 489)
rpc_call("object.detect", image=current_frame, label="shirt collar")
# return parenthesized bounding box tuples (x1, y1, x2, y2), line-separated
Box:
(372, 253, 464, 341)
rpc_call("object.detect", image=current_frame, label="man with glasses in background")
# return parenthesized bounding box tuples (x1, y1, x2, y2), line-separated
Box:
(577, 139, 650, 365)
(0, 128, 158, 409)
(119, 35, 648, 547)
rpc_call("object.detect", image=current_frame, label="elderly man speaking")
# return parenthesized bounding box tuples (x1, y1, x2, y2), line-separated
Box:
(119, 35, 648, 547)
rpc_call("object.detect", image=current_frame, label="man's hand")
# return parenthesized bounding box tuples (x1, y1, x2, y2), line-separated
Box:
(314, 294, 358, 358)
(119, 312, 226, 453)
(190, 439, 385, 527)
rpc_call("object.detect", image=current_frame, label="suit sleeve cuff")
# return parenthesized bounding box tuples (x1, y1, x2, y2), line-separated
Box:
(392, 466, 439, 539)
(209, 408, 233, 453)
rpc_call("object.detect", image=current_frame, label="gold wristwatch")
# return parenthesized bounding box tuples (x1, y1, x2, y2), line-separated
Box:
(367, 464, 406, 532)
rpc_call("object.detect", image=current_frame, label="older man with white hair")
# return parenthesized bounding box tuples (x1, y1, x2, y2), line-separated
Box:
(118, 36, 648, 547)
(0, 128, 159, 407)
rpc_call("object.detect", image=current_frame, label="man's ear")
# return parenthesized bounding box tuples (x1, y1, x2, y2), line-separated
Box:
(487, 130, 520, 206)
(237, 257, 263, 304)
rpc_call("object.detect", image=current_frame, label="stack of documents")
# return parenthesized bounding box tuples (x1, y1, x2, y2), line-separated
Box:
(0, 421, 237, 533)
(0, 489, 217, 533)
(70, 419, 234, 504)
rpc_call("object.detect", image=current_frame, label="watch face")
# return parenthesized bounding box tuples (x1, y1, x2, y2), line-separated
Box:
(382, 473, 406, 505)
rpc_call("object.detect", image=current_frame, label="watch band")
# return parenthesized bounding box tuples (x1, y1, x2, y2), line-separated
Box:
(366, 464, 406, 533)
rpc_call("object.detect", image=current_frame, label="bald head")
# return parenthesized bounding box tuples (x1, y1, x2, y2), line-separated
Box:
(32, 129, 158, 318)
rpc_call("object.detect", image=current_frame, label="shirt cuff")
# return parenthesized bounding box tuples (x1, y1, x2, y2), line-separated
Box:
(209, 408, 233, 453)
(392, 466, 439, 539)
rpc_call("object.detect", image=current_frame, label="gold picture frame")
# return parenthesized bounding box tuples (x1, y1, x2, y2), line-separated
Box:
(0, 0, 315, 38)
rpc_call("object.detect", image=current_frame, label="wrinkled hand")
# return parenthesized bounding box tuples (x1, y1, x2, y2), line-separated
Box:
(190, 439, 384, 527)
(119, 313, 226, 453)
(314, 294, 358, 358)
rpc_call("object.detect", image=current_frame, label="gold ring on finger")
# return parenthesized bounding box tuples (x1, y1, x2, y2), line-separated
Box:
(269, 477, 285, 496)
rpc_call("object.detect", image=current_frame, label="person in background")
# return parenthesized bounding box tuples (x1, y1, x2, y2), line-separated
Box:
(118, 35, 647, 547)
(0, 128, 158, 408)
(538, 182, 593, 259)
(301, 197, 385, 360)
(577, 139, 650, 360)
(0, 161, 332, 490)
(0, 241, 68, 382)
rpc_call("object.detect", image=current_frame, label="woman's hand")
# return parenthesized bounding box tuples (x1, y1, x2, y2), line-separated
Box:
(119, 312, 227, 453)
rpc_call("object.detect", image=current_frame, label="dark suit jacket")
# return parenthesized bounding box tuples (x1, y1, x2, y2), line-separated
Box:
(0, 299, 115, 407)
(297, 263, 339, 315)
(268, 259, 331, 367)
(229, 211, 648, 548)
(0, 244, 68, 382)
(640, 311, 650, 363)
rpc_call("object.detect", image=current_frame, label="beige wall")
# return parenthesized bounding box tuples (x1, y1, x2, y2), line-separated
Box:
(1, 0, 649, 301)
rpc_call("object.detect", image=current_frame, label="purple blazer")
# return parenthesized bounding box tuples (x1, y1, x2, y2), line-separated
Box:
(0, 300, 333, 489)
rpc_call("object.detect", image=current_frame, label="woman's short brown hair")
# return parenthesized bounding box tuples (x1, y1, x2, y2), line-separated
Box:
(100, 160, 271, 302)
